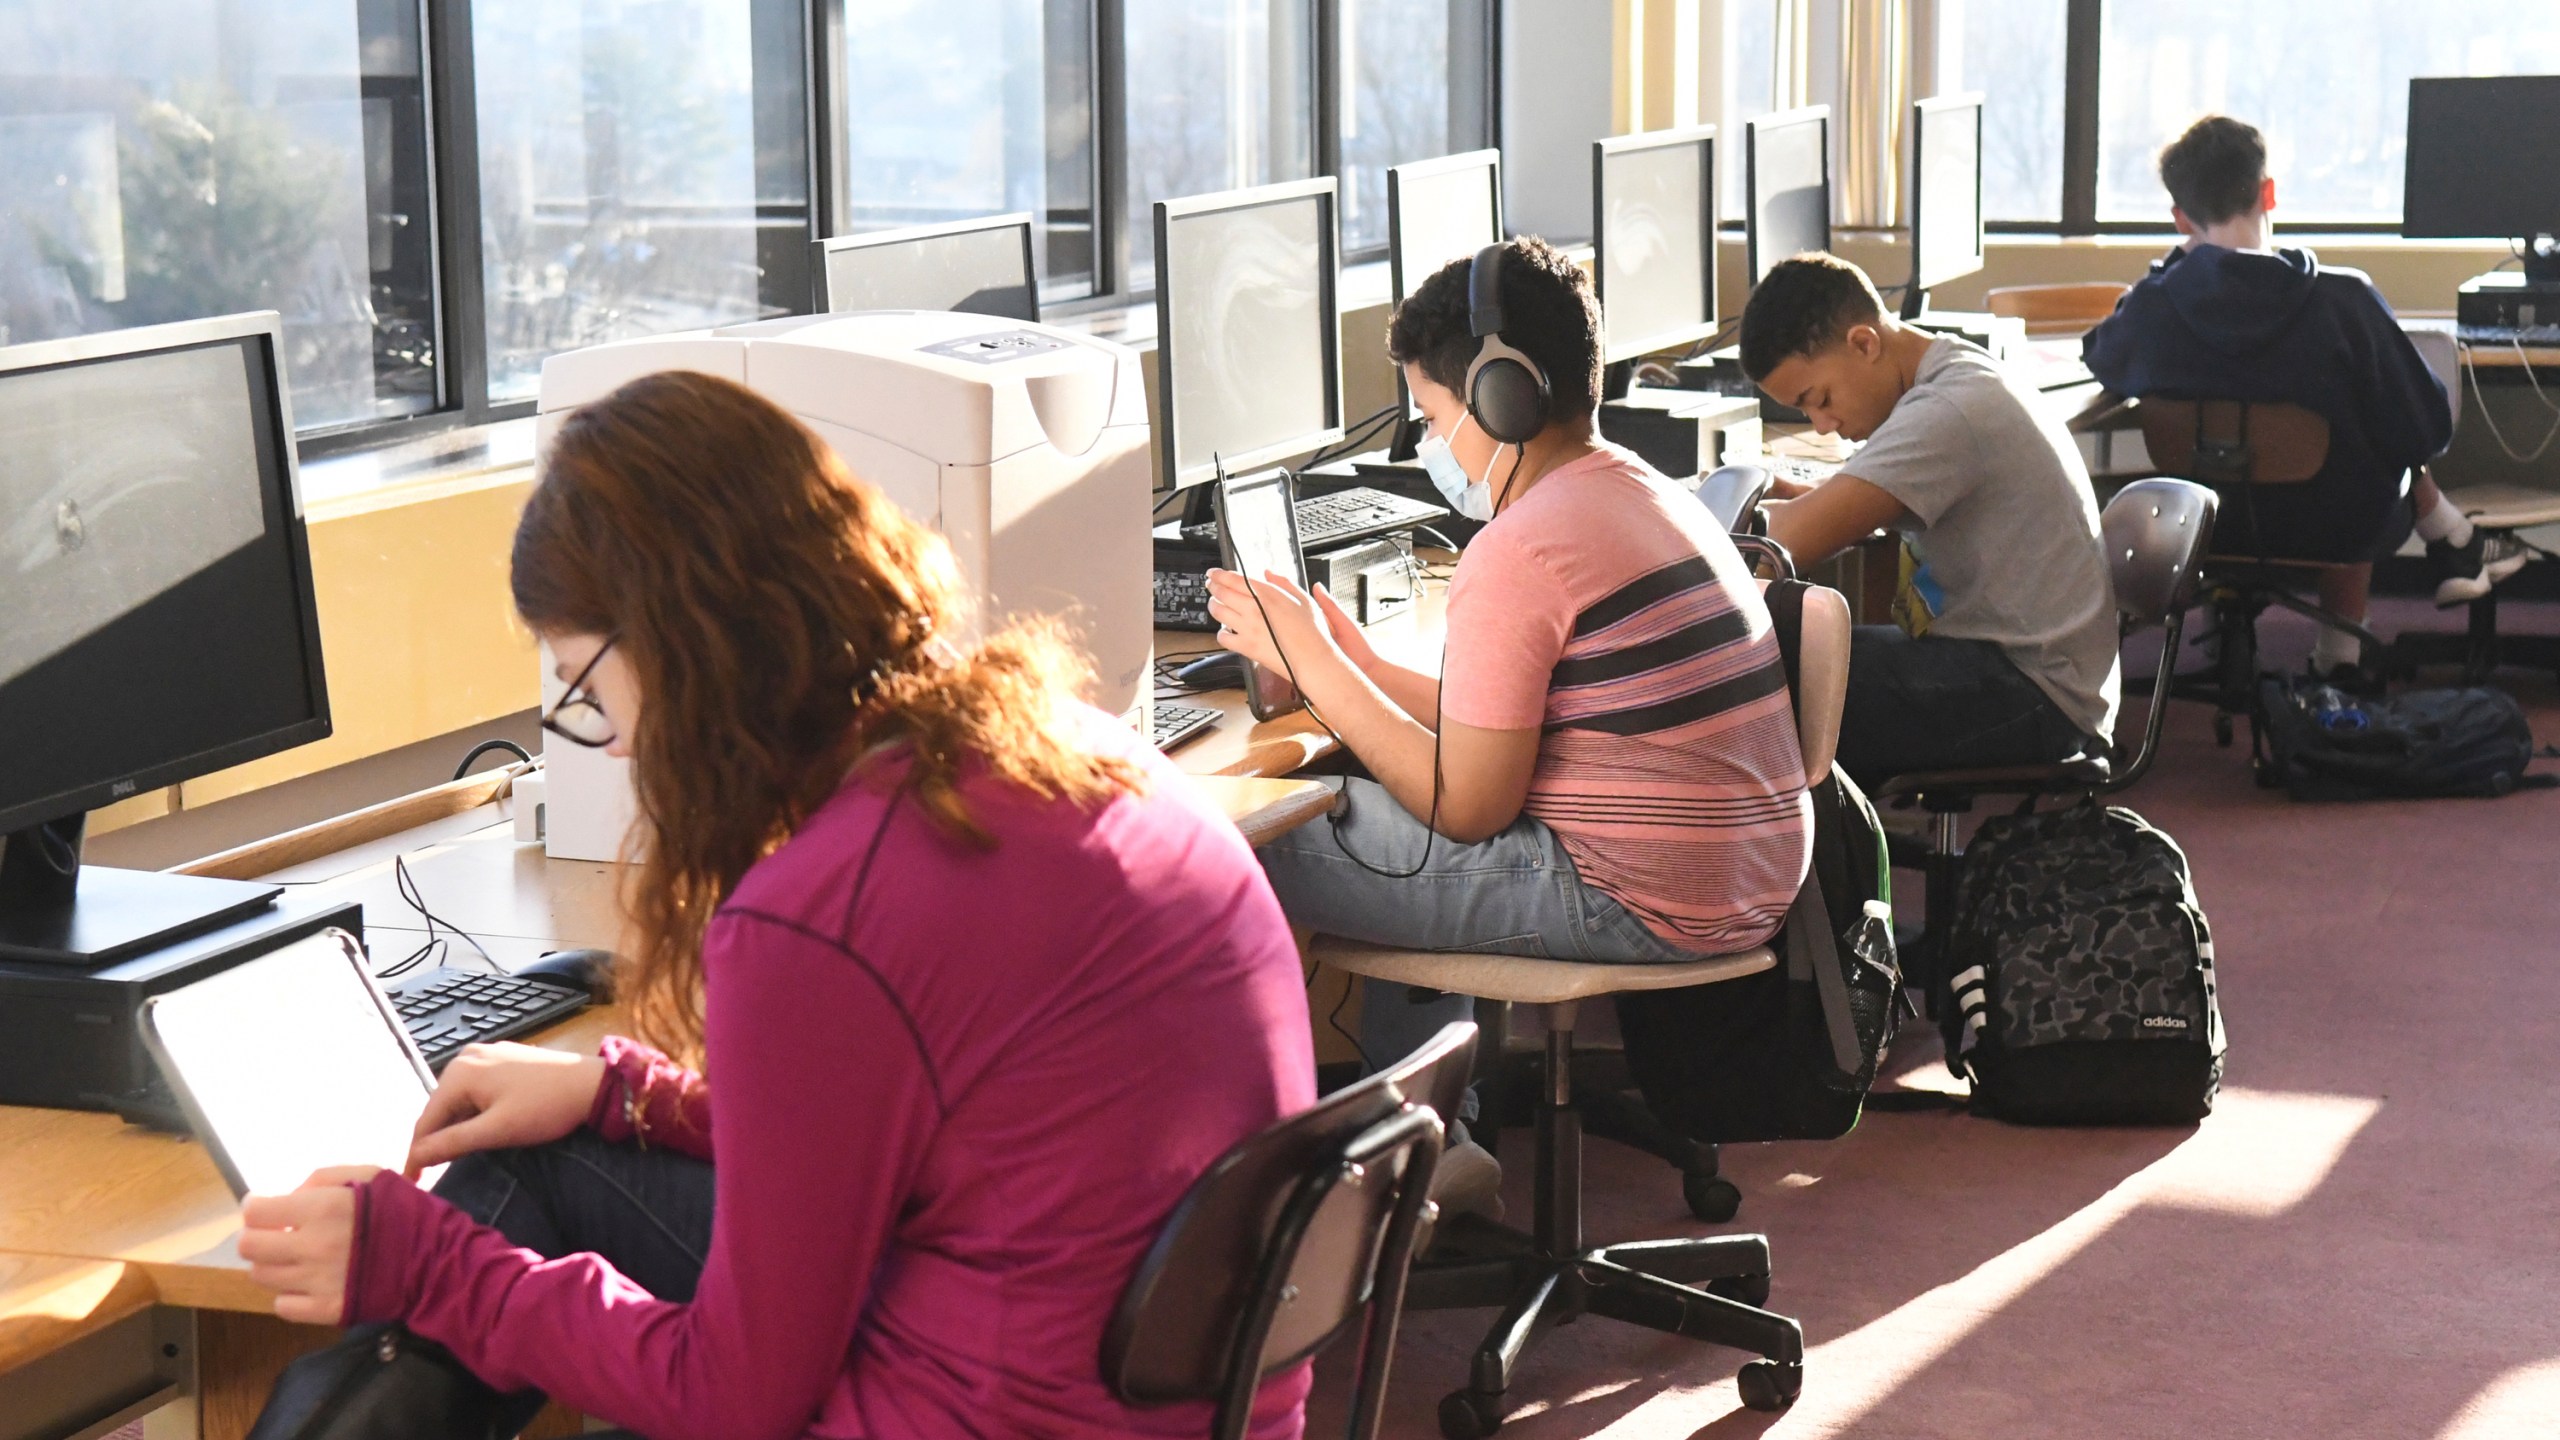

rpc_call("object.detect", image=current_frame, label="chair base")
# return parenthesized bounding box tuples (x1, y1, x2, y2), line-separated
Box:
(2386, 583, 2560, 687)
(1408, 1025, 1805, 1438)
(1475, 1036, 1741, 1224)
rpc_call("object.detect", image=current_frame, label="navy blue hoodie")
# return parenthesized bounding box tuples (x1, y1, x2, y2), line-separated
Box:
(2083, 244, 2453, 559)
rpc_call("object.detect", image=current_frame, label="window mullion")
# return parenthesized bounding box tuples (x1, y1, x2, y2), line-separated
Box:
(2060, 0, 2100, 235)
(424, 0, 492, 418)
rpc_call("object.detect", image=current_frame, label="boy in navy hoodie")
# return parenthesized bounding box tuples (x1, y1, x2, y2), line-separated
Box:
(2083, 114, 2521, 682)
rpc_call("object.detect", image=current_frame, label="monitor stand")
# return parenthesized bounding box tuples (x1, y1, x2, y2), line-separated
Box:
(0, 814, 282, 968)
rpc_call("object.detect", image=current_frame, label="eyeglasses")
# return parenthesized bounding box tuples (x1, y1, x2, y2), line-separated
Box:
(542, 639, 618, 749)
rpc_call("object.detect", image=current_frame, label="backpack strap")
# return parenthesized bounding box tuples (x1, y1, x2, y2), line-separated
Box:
(1764, 578, 1808, 728)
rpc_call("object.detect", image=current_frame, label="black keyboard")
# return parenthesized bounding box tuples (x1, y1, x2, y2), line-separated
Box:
(2459, 323, 2560, 347)
(1181, 485, 1450, 552)
(389, 966, 591, 1071)
(1152, 702, 1221, 752)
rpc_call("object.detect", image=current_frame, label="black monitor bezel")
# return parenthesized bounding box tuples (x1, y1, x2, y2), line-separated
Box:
(1747, 104, 1833, 286)
(1907, 92, 1986, 307)
(2402, 75, 2560, 242)
(810, 212, 1041, 320)
(1152, 176, 1348, 492)
(0, 312, 333, 838)
(1593, 125, 1721, 365)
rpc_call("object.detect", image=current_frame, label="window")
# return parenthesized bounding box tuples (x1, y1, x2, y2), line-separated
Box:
(1947, 0, 2066, 224)
(2097, 2, 2560, 225)
(472, 0, 806, 402)
(1121, 0, 1315, 288)
(1718, 0, 1779, 220)
(839, 0, 1098, 301)
(1337, 0, 1454, 256)
(0, 0, 436, 430)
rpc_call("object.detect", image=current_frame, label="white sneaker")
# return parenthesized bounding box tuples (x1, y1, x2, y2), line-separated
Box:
(2432, 530, 2531, 607)
(1430, 1138, 1505, 1223)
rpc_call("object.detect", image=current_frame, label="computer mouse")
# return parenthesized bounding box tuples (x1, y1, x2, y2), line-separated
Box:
(1173, 650, 1247, 691)
(518, 947, 614, 997)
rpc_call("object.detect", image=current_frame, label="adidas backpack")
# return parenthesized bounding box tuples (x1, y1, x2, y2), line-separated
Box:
(1941, 800, 2224, 1126)
(1616, 579, 1902, 1144)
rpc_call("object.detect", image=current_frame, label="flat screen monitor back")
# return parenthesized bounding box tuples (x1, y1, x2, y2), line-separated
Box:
(1749, 108, 1831, 285)
(2404, 76, 2560, 241)
(819, 219, 1038, 320)
(1597, 131, 1716, 363)
(1156, 183, 1343, 489)
(1390, 154, 1503, 302)
(1910, 95, 1984, 300)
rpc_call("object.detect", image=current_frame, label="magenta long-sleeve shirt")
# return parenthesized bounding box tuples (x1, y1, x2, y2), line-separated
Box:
(346, 719, 1317, 1439)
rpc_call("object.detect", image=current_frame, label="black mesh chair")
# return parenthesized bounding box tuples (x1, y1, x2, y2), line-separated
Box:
(1102, 1022, 1477, 1440)
(1875, 478, 2218, 1003)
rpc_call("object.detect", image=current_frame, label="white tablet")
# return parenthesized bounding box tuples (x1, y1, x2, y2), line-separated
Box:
(139, 929, 444, 1198)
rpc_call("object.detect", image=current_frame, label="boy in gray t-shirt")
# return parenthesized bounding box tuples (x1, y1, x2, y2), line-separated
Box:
(1740, 253, 2118, 789)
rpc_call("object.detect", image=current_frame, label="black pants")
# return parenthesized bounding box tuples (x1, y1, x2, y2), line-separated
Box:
(1833, 627, 2094, 791)
(430, 1132, 717, 1438)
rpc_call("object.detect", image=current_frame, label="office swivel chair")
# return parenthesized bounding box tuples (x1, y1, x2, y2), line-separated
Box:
(1104, 1022, 1476, 1440)
(2384, 326, 2560, 682)
(1306, 583, 1850, 1435)
(2126, 398, 2384, 746)
(1875, 479, 2217, 1003)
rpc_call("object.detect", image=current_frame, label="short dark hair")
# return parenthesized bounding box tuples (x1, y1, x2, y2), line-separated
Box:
(2159, 115, 2266, 226)
(1387, 236, 1602, 421)
(1738, 253, 1885, 381)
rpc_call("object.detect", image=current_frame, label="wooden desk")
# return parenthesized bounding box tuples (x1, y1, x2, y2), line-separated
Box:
(0, 770, 1329, 1439)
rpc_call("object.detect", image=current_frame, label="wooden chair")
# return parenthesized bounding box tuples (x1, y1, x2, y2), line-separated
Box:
(1985, 281, 2131, 337)
(2132, 397, 2384, 745)
(1874, 479, 2217, 1005)
(1305, 587, 1853, 1435)
(1103, 1022, 1475, 1440)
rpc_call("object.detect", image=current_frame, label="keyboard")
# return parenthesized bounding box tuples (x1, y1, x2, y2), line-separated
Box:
(1180, 485, 1450, 552)
(2458, 323, 2560, 348)
(1152, 702, 1221, 753)
(1766, 455, 1844, 490)
(389, 966, 591, 1071)
(1153, 565, 1214, 630)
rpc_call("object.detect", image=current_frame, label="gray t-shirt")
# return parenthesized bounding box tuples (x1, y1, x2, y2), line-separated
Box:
(1845, 336, 2119, 739)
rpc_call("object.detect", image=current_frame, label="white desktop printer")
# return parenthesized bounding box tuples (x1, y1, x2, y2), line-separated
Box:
(531, 311, 1153, 862)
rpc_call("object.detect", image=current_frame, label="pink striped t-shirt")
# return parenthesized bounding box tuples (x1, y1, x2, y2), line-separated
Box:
(1441, 445, 1811, 953)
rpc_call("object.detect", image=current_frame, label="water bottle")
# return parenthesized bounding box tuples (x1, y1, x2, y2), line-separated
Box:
(2310, 685, 2369, 734)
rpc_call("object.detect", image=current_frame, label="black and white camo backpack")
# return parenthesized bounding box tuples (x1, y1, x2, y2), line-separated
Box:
(1940, 800, 2223, 1125)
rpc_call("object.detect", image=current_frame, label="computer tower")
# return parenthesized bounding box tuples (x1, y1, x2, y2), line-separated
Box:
(2458, 273, 2560, 331)
(0, 894, 363, 1116)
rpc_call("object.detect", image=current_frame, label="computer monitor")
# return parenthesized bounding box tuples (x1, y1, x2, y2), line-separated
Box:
(813, 213, 1040, 321)
(1389, 150, 1505, 303)
(1747, 106, 1832, 286)
(0, 312, 329, 964)
(1387, 150, 1505, 448)
(1903, 93, 1984, 318)
(2405, 75, 2560, 281)
(1153, 177, 1346, 491)
(1594, 125, 1719, 365)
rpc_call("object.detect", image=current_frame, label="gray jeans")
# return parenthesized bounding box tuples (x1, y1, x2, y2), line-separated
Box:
(1257, 777, 1711, 1077)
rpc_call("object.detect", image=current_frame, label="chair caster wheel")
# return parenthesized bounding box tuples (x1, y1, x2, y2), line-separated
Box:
(1683, 1173, 1742, 1223)
(2212, 714, 2234, 748)
(1736, 1360, 1803, 1412)
(1438, 1388, 1505, 1438)
(1708, 1271, 1772, 1308)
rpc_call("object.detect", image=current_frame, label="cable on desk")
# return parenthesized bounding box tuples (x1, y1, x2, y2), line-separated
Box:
(1303, 403, 1404, 471)
(452, 738, 535, 782)
(376, 853, 499, 980)
(2462, 344, 2560, 464)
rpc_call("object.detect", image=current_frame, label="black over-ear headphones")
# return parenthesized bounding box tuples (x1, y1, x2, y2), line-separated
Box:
(1463, 242, 1552, 446)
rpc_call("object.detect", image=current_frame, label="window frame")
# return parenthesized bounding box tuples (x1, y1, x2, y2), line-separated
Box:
(287, 0, 1492, 456)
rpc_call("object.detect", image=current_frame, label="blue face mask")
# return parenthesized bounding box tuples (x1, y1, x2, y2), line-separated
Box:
(1416, 413, 1498, 521)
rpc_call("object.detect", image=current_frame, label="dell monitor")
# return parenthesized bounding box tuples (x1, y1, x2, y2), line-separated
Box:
(1747, 106, 1832, 286)
(1387, 150, 1505, 452)
(0, 312, 329, 964)
(1594, 125, 1719, 365)
(814, 213, 1040, 320)
(2405, 76, 2560, 283)
(1903, 93, 1985, 318)
(1153, 177, 1346, 491)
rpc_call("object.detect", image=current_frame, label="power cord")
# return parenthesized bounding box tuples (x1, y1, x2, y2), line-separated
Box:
(1302, 403, 1405, 472)
(452, 738, 533, 782)
(2462, 343, 2560, 463)
(374, 853, 497, 980)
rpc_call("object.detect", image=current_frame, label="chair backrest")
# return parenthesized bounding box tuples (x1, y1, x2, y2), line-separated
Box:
(2402, 323, 2463, 431)
(1984, 281, 2130, 335)
(1102, 1021, 1477, 1439)
(1793, 585, 1852, 778)
(2096, 478, 2217, 793)
(2135, 398, 2329, 487)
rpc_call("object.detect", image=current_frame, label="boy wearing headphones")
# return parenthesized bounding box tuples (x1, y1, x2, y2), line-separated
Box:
(1208, 239, 1812, 1161)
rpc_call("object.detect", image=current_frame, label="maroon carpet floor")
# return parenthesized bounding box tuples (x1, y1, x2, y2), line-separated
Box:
(1309, 599, 2560, 1439)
